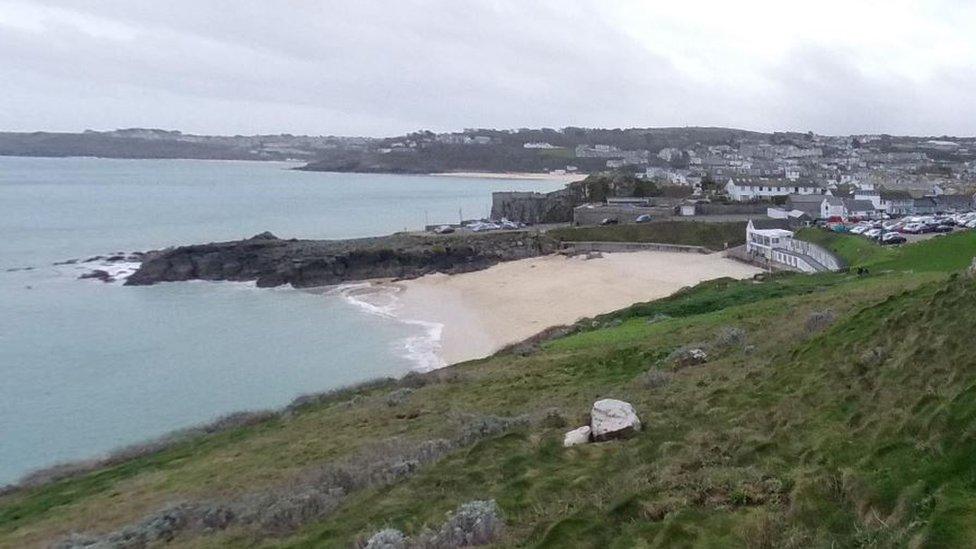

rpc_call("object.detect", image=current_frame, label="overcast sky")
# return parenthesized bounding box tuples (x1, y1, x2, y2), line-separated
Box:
(1, 0, 975, 137)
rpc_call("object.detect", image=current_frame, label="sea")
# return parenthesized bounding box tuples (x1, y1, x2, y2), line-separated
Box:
(0, 156, 565, 484)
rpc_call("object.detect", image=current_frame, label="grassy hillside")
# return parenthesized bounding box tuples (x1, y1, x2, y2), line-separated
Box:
(549, 221, 746, 251)
(797, 228, 976, 272)
(3, 234, 976, 547)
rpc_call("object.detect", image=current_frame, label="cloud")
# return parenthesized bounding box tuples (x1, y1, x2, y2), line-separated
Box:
(0, 0, 974, 135)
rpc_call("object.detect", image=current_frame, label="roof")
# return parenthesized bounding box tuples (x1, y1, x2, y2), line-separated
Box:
(880, 189, 914, 200)
(823, 196, 844, 206)
(934, 195, 973, 208)
(844, 199, 876, 211)
(749, 218, 792, 230)
(786, 193, 828, 204)
(729, 177, 822, 188)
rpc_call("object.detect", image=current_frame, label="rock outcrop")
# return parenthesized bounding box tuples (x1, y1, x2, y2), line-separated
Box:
(563, 426, 591, 447)
(590, 399, 641, 441)
(126, 231, 558, 288)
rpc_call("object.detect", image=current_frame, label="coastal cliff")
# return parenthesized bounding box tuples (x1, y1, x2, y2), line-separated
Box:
(125, 231, 558, 287)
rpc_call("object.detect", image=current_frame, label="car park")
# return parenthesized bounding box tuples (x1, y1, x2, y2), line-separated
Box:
(881, 232, 907, 245)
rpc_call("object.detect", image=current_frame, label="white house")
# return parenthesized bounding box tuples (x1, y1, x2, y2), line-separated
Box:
(725, 177, 825, 202)
(746, 219, 794, 260)
(821, 196, 846, 219)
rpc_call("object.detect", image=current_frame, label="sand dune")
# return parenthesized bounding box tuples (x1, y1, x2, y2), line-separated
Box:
(384, 251, 761, 365)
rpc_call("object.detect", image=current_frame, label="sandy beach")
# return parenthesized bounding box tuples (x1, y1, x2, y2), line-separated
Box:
(430, 171, 585, 184)
(362, 251, 761, 366)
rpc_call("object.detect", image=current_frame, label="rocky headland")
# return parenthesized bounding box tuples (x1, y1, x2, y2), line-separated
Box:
(125, 230, 559, 288)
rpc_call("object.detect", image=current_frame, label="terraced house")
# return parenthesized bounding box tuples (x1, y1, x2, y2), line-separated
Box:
(724, 177, 826, 202)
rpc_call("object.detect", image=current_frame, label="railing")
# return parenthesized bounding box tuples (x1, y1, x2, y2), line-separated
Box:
(785, 238, 845, 270)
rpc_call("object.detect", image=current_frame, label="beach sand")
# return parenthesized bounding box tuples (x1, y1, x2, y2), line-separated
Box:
(430, 171, 584, 184)
(378, 251, 762, 366)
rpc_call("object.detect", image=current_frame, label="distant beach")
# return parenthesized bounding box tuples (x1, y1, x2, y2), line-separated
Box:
(355, 251, 762, 366)
(430, 171, 585, 184)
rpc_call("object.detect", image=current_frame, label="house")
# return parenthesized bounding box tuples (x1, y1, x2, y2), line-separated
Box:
(787, 194, 828, 220)
(746, 219, 844, 273)
(879, 189, 915, 215)
(854, 189, 882, 210)
(933, 194, 973, 212)
(724, 177, 825, 202)
(913, 197, 938, 215)
(821, 196, 846, 219)
(843, 198, 878, 219)
(746, 219, 793, 259)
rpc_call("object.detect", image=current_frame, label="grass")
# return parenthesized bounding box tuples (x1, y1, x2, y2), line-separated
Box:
(4, 235, 976, 547)
(795, 227, 893, 267)
(797, 227, 976, 272)
(549, 220, 747, 251)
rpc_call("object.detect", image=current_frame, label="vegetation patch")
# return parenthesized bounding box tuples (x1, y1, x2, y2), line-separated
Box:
(549, 220, 746, 251)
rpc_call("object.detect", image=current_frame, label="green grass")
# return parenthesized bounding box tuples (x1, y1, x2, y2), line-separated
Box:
(549, 220, 746, 251)
(5, 235, 976, 548)
(797, 227, 976, 272)
(870, 230, 976, 272)
(795, 227, 893, 267)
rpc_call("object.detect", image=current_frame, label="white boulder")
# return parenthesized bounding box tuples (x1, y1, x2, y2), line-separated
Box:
(590, 399, 641, 441)
(563, 425, 591, 447)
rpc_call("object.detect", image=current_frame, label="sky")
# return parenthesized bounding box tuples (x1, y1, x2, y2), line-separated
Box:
(1, 0, 975, 137)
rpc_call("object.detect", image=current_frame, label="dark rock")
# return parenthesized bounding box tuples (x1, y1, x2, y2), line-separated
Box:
(250, 231, 279, 240)
(79, 270, 115, 283)
(126, 232, 558, 287)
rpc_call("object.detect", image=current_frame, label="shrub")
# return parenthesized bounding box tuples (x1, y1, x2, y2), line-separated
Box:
(665, 346, 708, 369)
(416, 500, 505, 548)
(385, 388, 414, 407)
(537, 408, 568, 429)
(637, 369, 673, 389)
(398, 371, 429, 389)
(365, 528, 407, 549)
(713, 326, 747, 349)
(805, 310, 836, 334)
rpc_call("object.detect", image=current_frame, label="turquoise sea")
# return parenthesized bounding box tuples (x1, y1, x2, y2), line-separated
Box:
(0, 157, 564, 484)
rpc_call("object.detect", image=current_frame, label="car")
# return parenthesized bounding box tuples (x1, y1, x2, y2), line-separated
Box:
(433, 225, 455, 234)
(850, 225, 868, 235)
(635, 214, 652, 223)
(931, 224, 954, 233)
(863, 228, 883, 239)
(900, 223, 924, 234)
(881, 232, 907, 245)
(600, 217, 619, 226)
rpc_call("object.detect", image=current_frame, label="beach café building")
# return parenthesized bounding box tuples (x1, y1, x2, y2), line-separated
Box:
(745, 218, 793, 261)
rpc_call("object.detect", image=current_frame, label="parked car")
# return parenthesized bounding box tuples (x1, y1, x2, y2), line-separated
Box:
(600, 217, 619, 226)
(900, 223, 924, 234)
(635, 214, 652, 223)
(433, 225, 455, 234)
(850, 225, 868, 235)
(881, 232, 907, 245)
(931, 224, 954, 233)
(864, 228, 883, 239)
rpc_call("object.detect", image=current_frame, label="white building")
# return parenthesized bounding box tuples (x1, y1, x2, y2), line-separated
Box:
(725, 178, 825, 202)
(821, 196, 846, 219)
(746, 219, 794, 260)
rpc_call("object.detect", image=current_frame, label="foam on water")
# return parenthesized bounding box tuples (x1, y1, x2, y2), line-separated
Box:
(332, 283, 446, 372)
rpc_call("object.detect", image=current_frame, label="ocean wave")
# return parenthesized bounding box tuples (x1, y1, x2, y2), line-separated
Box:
(333, 283, 446, 372)
(58, 258, 142, 283)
